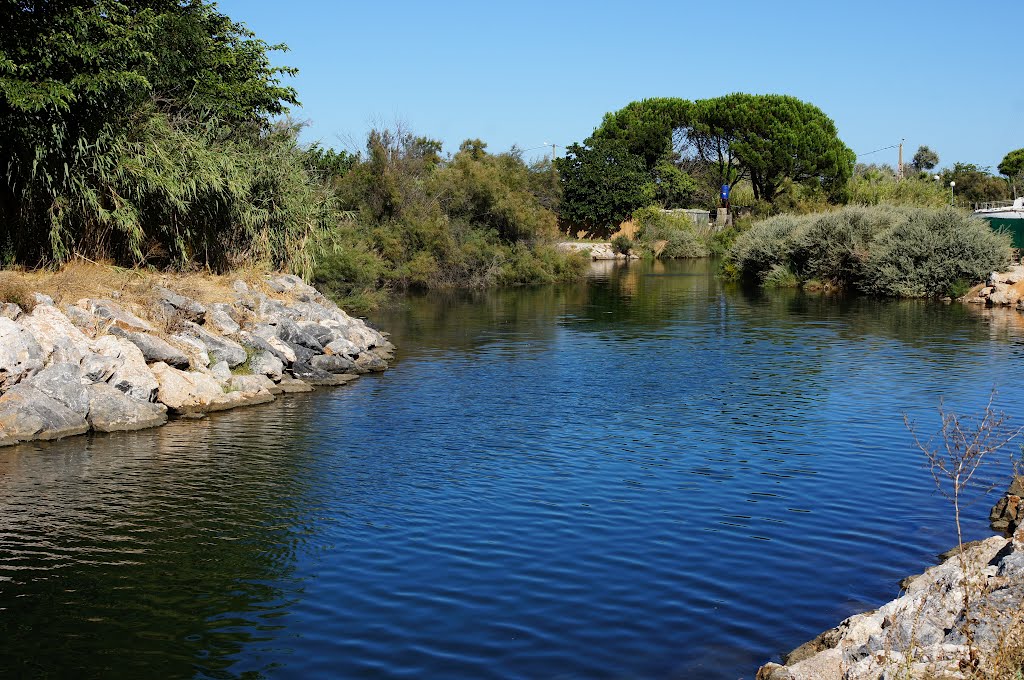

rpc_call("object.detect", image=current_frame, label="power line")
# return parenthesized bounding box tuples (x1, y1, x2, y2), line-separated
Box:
(856, 143, 900, 157)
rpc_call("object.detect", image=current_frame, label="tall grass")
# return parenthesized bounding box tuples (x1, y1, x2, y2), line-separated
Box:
(4, 106, 335, 277)
(725, 205, 1010, 298)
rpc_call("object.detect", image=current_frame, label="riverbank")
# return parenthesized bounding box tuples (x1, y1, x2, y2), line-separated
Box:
(0, 264, 393, 446)
(757, 482, 1024, 679)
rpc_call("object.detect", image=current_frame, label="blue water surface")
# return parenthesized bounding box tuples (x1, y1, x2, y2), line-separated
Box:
(1, 258, 1022, 679)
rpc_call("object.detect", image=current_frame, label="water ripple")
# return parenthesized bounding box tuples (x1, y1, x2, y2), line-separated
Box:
(1, 261, 1022, 679)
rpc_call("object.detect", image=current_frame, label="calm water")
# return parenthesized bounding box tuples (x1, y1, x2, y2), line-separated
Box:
(2, 259, 1024, 679)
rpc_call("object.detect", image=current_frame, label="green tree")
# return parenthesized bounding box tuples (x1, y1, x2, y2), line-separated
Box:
(705, 94, 854, 202)
(998, 148, 1024, 195)
(941, 163, 1011, 207)
(0, 0, 308, 269)
(998, 149, 1024, 178)
(652, 161, 698, 208)
(591, 93, 855, 206)
(912, 145, 940, 172)
(592, 97, 690, 170)
(555, 138, 653, 235)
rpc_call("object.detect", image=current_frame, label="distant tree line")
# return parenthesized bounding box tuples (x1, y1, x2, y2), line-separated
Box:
(556, 96, 1024, 237)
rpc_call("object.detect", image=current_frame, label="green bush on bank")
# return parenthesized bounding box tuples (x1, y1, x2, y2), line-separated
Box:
(311, 132, 588, 312)
(632, 206, 710, 258)
(725, 205, 1010, 298)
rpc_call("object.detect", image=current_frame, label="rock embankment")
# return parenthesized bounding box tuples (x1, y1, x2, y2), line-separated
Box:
(555, 242, 639, 261)
(963, 264, 1024, 307)
(0, 274, 393, 446)
(757, 481, 1024, 679)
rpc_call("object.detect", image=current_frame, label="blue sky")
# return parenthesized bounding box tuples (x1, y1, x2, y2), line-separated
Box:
(216, 0, 1023, 171)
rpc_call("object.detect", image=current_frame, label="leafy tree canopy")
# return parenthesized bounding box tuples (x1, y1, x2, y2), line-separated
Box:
(555, 138, 653, 235)
(912, 145, 940, 172)
(591, 93, 855, 204)
(940, 163, 1011, 206)
(998, 148, 1024, 179)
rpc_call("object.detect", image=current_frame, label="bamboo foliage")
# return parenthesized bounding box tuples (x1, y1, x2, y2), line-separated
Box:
(0, 0, 329, 275)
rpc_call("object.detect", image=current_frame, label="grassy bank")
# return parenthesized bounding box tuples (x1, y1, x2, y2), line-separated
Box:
(723, 205, 1011, 298)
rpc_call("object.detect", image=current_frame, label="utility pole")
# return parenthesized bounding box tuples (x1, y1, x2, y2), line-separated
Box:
(897, 138, 904, 180)
(544, 142, 559, 198)
(544, 142, 558, 164)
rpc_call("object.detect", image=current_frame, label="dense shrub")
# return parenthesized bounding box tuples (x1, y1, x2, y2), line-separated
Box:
(0, 1, 324, 273)
(725, 205, 1010, 298)
(632, 206, 710, 258)
(846, 165, 949, 208)
(312, 130, 588, 308)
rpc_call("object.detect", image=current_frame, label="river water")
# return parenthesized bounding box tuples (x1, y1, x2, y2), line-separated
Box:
(2, 259, 1023, 679)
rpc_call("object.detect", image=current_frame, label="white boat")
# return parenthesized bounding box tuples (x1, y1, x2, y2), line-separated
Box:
(974, 198, 1024, 250)
(974, 197, 1024, 220)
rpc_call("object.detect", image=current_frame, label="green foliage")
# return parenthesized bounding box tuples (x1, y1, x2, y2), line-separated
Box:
(699, 93, 855, 202)
(632, 206, 710, 258)
(306, 145, 360, 182)
(590, 93, 855, 210)
(912, 145, 940, 172)
(313, 128, 588, 303)
(611, 235, 633, 256)
(846, 164, 949, 208)
(998, 149, 1024, 179)
(0, 0, 328, 274)
(941, 163, 1011, 207)
(556, 138, 654, 236)
(762, 264, 799, 288)
(725, 205, 1010, 298)
(653, 161, 698, 208)
(593, 97, 690, 170)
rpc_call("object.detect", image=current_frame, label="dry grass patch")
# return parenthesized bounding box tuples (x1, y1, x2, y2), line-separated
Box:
(0, 271, 36, 312)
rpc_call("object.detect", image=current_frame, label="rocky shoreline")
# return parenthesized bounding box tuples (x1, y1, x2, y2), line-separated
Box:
(555, 241, 639, 261)
(963, 264, 1024, 308)
(0, 273, 393, 446)
(757, 482, 1024, 679)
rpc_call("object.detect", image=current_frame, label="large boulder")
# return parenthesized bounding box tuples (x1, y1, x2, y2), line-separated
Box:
(0, 303, 22, 320)
(244, 327, 297, 365)
(25, 362, 90, 416)
(310, 354, 359, 375)
(109, 328, 190, 369)
(0, 316, 45, 391)
(179, 321, 248, 367)
(759, 535, 1020, 680)
(154, 286, 206, 324)
(79, 298, 155, 333)
(62, 304, 101, 336)
(0, 383, 90, 444)
(168, 333, 211, 369)
(20, 304, 93, 364)
(297, 321, 334, 348)
(150, 362, 225, 412)
(85, 383, 167, 432)
(207, 303, 241, 336)
(248, 350, 284, 381)
(990, 476, 1024, 535)
(228, 374, 278, 395)
(273, 318, 324, 351)
(323, 336, 361, 358)
(90, 335, 159, 402)
(354, 352, 388, 373)
(289, 361, 357, 386)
